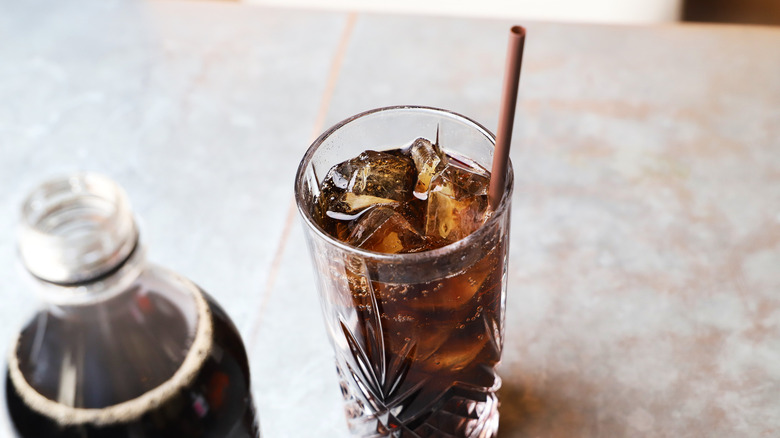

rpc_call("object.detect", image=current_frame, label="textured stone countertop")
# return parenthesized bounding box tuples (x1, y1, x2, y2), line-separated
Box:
(1, 1, 779, 436)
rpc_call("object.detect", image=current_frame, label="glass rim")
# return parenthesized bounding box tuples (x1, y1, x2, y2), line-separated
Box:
(294, 105, 514, 263)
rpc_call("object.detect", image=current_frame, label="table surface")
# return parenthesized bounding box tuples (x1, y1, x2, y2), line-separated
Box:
(1, 1, 779, 436)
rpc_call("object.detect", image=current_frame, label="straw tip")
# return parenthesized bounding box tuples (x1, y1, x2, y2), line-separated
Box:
(510, 25, 526, 37)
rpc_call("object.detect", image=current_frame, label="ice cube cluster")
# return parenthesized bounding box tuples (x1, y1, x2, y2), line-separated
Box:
(316, 138, 491, 254)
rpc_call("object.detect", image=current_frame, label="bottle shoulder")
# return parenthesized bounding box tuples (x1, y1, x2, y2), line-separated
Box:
(8, 265, 214, 417)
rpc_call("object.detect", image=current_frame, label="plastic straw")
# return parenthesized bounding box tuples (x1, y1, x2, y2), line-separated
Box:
(489, 25, 526, 210)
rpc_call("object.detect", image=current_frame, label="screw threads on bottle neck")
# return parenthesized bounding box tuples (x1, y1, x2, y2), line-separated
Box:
(19, 173, 139, 287)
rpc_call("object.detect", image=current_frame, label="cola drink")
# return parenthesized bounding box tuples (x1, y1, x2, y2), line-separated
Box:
(4, 174, 260, 438)
(295, 106, 513, 438)
(314, 137, 493, 252)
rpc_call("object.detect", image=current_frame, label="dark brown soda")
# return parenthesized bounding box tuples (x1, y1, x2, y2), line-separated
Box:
(315, 141, 506, 436)
(343, 241, 506, 436)
(5, 292, 259, 438)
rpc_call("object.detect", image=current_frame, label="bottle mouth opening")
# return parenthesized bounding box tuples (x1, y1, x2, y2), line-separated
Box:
(19, 173, 138, 285)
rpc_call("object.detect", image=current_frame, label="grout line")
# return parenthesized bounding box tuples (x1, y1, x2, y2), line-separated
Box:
(246, 12, 358, 354)
(310, 12, 358, 137)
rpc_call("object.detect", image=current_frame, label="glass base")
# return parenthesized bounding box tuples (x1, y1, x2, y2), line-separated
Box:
(338, 363, 500, 438)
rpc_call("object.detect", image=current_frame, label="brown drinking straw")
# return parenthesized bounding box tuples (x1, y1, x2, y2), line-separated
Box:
(489, 26, 526, 210)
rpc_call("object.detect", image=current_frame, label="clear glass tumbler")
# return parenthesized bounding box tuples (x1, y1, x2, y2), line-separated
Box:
(294, 106, 513, 437)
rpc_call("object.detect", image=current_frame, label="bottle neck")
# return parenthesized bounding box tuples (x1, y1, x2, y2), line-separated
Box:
(18, 173, 143, 307)
(31, 245, 148, 310)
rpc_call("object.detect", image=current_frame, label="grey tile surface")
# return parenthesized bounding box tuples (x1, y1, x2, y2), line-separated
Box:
(1, 1, 780, 437)
(0, 0, 347, 435)
(251, 226, 349, 437)
(496, 23, 780, 437)
(323, 14, 507, 132)
(276, 14, 780, 438)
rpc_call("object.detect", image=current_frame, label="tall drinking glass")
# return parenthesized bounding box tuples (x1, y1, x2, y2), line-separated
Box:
(294, 106, 513, 437)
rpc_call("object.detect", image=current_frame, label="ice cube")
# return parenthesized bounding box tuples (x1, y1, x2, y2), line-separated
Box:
(404, 251, 495, 311)
(425, 164, 490, 243)
(319, 150, 416, 216)
(406, 311, 490, 370)
(430, 331, 490, 371)
(408, 323, 452, 363)
(408, 137, 447, 198)
(347, 206, 428, 254)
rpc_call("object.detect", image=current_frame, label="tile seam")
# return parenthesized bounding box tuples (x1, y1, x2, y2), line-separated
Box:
(247, 11, 358, 354)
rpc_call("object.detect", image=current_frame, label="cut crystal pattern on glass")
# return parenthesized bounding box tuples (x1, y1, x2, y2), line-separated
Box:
(332, 256, 503, 437)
